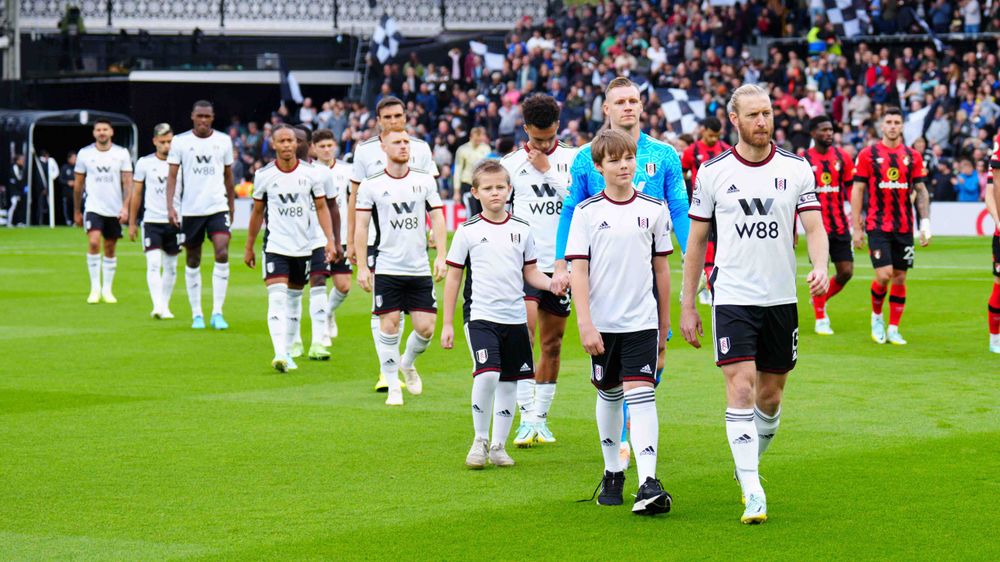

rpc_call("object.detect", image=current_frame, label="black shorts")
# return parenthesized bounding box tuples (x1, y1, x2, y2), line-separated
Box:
(867, 230, 914, 270)
(84, 212, 122, 240)
(590, 329, 659, 391)
(310, 246, 331, 278)
(992, 234, 999, 278)
(829, 232, 854, 263)
(524, 273, 572, 317)
(331, 245, 352, 275)
(142, 222, 181, 255)
(373, 274, 437, 315)
(465, 320, 535, 381)
(712, 303, 798, 374)
(264, 253, 310, 286)
(181, 212, 231, 248)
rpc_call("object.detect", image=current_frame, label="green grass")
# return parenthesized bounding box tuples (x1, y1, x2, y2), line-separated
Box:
(1, 229, 998, 561)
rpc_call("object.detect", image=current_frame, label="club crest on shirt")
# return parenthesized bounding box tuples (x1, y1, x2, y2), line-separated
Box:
(476, 349, 488, 364)
(719, 337, 731, 355)
(637, 217, 649, 229)
(775, 178, 787, 191)
(646, 162, 657, 176)
(510, 233, 521, 244)
(557, 163, 569, 173)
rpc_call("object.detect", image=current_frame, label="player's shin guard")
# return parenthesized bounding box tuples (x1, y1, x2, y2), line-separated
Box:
(162, 253, 178, 308)
(492, 381, 517, 447)
(753, 406, 780, 458)
(871, 281, 887, 315)
(989, 283, 1000, 339)
(87, 253, 101, 293)
(309, 287, 328, 345)
(471, 371, 500, 440)
(211, 261, 229, 316)
(267, 284, 289, 356)
(534, 382, 556, 422)
(401, 331, 431, 369)
(726, 408, 763, 497)
(625, 387, 658, 483)
(286, 289, 303, 349)
(146, 251, 164, 310)
(375, 330, 402, 393)
(517, 378, 536, 424)
(888, 284, 906, 327)
(101, 257, 117, 292)
(186, 266, 203, 318)
(596, 386, 625, 473)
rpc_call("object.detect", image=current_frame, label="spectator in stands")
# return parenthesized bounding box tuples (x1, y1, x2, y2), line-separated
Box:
(954, 157, 982, 201)
(962, 0, 982, 34)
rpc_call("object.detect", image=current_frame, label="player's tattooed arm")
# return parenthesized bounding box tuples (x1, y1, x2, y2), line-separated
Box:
(914, 181, 932, 246)
(119, 170, 133, 224)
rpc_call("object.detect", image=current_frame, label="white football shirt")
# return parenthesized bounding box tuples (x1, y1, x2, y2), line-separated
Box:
(306, 161, 339, 249)
(75, 143, 133, 217)
(326, 160, 351, 244)
(503, 142, 576, 273)
(167, 130, 234, 216)
(446, 213, 538, 324)
(565, 191, 673, 333)
(253, 161, 325, 257)
(134, 154, 181, 224)
(689, 144, 820, 306)
(356, 169, 443, 276)
(351, 134, 438, 246)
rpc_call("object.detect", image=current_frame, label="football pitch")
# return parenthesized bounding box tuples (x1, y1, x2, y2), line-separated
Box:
(1, 228, 997, 560)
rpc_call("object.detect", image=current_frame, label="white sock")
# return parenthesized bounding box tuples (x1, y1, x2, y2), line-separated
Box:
(492, 381, 517, 447)
(370, 315, 380, 351)
(309, 286, 328, 345)
(161, 254, 178, 310)
(401, 331, 432, 369)
(471, 371, 500, 440)
(101, 257, 117, 293)
(596, 386, 624, 473)
(186, 266, 202, 318)
(376, 330, 401, 392)
(287, 288, 303, 350)
(211, 261, 229, 316)
(328, 287, 348, 312)
(625, 387, 658, 483)
(517, 378, 537, 424)
(266, 284, 288, 356)
(534, 382, 557, 423)
(754, 406, 781, 458)
(87, 253, 101, 293)
(145, 251, 164, 310)
(726, 408, 763, 497)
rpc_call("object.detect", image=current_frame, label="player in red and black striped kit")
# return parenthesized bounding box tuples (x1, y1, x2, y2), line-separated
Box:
(681, 117, 730, 304)
(850, 107, 931, 346)
(985, 134, 1000, 354)
(804, 115, 855, 335)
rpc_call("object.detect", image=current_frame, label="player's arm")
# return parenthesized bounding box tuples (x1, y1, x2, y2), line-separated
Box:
(72, 172, 85, 226)
(327, 196, 342, 250)
(314, 196, 337, 263)
(441, 265, 463, 349)
(680, 219, 709, 348)
(914, 180, 932, 246)
(800, 209, 830, 296)
(244, 199, 265, 268)
(347, 180, 360, 264)
(355, 209, 373, 292)
(524, 261, 553, 292)
(652, 255, 671, 350)
(569, 258, 603, 356)
(662, 150, 690, 253)
(166, 163, 181, 227)
(429, 207, 448, 280)
(850, 180, 866, 248)
(224, 165, 235, 220)
(128, 178, 144, 241)
(553, 154, 590, 288)
(119, 169, 133, 224)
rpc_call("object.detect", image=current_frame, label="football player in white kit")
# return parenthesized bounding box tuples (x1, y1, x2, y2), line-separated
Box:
(311, 129, 353, 343)
(129, 123, 181, 319)
(680, 84, 829, 524)
(501, 93, 577, 447)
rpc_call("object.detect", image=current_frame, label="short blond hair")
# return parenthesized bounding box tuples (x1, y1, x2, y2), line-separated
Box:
(471, 159, 509, 189)
(605, 76, 637, 98)
(590, 129, 637, 166)
(727, 84, 770, 115)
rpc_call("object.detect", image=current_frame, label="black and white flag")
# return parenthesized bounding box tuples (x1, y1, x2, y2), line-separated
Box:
(824, 0, 871, 38)
(655, 88, 705, 134)
(372, 15, 402, 64)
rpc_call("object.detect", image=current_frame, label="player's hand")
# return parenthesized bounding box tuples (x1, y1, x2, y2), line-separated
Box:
(244, 247, 256, 269)
(852, 229, 864, 249)
(919, 218, 932, 247)
(658, 321, 670, 353)
(549, 269, 570, 296)
(526, 146, 551, 173)
(128, 224, 138, 242)
(74, 211, 83, 227)
(325, 241, 337, 263)
(168, 207, 180, 228)
(346, 243, 357, 266)
(580, 323, 605, 356)
(680, 306, 703, 348)
(118, 207, 129, 224)
(440, 324, 454, 349)
(806, 267, 829, 297)
(358, 266, 373, 292)
(332, 243, 344, 262)
(433, 256, 447, 281)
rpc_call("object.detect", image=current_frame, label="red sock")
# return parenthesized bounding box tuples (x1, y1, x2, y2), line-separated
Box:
(827, 278, 845, 300)
(812, 293, 827, 319)
(989, 283, 1000, 335)
(889, 284, 906, 327)
(871, 281, 887, 315)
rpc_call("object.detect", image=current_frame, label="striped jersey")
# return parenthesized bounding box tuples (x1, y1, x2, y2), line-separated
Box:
(805, 146, 854, 235)
(854, 142, 926, 234)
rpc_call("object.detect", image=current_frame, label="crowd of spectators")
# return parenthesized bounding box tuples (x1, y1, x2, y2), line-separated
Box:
(221, 0, 1000, 203)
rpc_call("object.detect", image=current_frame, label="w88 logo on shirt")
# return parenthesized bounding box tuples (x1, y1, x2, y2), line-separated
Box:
(390, 201, 421, 230)
(734, 197, 779, 240)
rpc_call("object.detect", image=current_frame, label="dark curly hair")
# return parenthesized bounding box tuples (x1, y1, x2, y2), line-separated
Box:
(521, 94, 561, 129)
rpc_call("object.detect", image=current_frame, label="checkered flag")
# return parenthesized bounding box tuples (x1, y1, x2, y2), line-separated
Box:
(824, 0, 871, 38)
(655, 88, 706, 134)
(371, 15, 402, 64)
